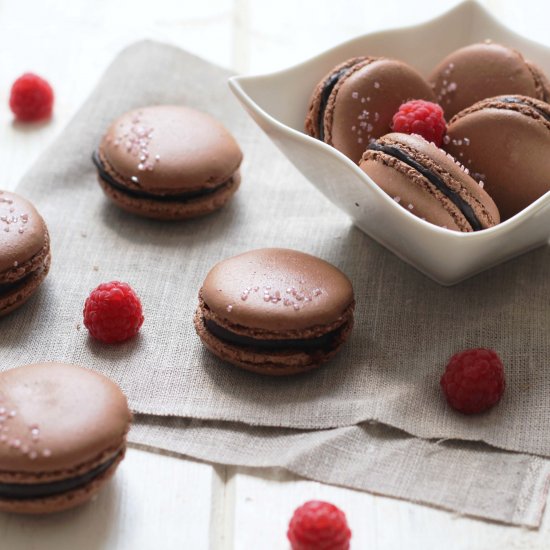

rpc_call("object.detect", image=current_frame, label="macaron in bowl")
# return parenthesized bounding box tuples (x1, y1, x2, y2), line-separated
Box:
(93, 105, 243, 220)
(229, 1, 550, 284)
(429, 42, 550, 120)
(194, 248, 355, 375)
(360, 133, 500, 232)
(0, 363, 131, 514)
(445, 94, 550, 220)
(0, 190, 51, 317)
(305, 56, 435, 163)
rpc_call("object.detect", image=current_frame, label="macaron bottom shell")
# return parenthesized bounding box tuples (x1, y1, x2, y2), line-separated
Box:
(193, 302, 355, 376)
(0, 448, 125, 515)
(97, 172, 241, 221)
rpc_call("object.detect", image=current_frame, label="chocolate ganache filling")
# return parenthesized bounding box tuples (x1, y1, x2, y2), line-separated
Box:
(367, 142, 483, 230)
(205, 319, 346, 352)
(500, 97, 550, 123)
(0, 452, 121, 500)
(92, 151, 231, 202)
(0, 281, 22, 295)
(318, 64, 359, 141)
(0, 273, 34, 296)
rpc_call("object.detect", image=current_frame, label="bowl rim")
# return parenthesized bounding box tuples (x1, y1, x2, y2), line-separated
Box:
(228, 0, 550, 242)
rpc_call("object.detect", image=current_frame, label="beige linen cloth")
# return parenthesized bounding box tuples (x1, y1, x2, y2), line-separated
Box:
(3, 41, 550, 525)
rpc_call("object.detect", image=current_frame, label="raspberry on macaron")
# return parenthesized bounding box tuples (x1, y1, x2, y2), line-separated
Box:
(391, 99, 447, 146)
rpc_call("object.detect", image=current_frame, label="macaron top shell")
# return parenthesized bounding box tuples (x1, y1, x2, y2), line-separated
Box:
(99, 105, 243, 194)
(0, 191, 47, 274)
(308, 57, 435, 163)
(201, 248, 354, 332)
(0, 363, 131, 474)
(429, 43, 550, 119)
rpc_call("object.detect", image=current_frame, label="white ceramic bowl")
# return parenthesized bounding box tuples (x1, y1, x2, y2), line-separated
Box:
(229, 0, 550, 285)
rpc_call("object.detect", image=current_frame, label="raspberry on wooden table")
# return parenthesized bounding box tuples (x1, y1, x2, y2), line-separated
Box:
(440, 348, 505, 414)
(391, 99, 447, 146)
(287, 500, 352, 550)
(9, 73, 54, 122)
(83, 281, 144, 344)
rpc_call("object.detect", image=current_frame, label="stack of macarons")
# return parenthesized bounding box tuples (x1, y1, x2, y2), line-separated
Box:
(304, 41, 550, 227)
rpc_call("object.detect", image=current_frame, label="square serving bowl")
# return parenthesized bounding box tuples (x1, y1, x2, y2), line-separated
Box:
(229, 0, 550, 285)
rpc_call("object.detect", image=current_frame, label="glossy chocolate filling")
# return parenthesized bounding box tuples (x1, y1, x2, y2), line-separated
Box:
(205, 319, 345, 352)
(92, 151, 231, 202)
(500, 97, 550, 123)
(0, 452, 121, 501)
(367, 142, 482, 230)
(318, 65, 357, 141)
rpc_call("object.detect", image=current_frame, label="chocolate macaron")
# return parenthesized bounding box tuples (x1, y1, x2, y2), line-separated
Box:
(0, 363, 131, 514)
(359, 133, 500, 231)
(93, 105, 243, 220)
(429, 43, 550, 119)
(305, 57, 435, 162)
(445, 95, 550, 220)
(194, 249, 355, 375)
(0, 191, 50, 317)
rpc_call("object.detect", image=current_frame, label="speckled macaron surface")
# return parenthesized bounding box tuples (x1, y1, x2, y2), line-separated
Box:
(0, 363, 131, 514)
(194, 248, 355, 375)
(429, 43, 550, 120)
(445, 95, 550, 220)
(94, 105, 243, 220)
(0, 191, 51, 317)
(305, 57, 435, 163)
(360, 133, 500, 232)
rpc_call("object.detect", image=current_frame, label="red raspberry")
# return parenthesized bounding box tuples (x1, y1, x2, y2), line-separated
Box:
(440, 348, 505, 414)
(287, 500, 351, 550)
(9, 73, 54, 122)
(83, 281, 144, 344)
(391, 99, 446, 146)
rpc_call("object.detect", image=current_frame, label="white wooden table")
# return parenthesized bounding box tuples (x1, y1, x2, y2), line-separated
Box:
(2, 1, 550, 547)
